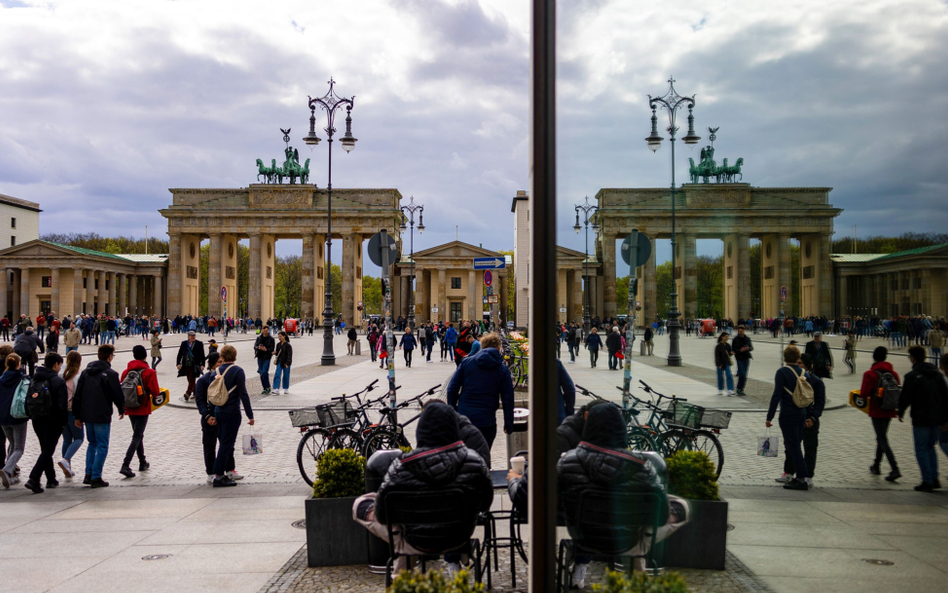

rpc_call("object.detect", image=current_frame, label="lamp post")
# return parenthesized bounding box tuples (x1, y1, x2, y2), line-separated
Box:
(573, 196, 598, 335)
(304, 78, 357, 366)
(399, 196, 425, 330)
(646, 77, 700, 367)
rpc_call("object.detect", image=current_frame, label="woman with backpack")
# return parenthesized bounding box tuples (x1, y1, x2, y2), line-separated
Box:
(0, 353, 29, 488)
(765, 345, 811, 491)
(25, 352, 68, 493)
(860, 346, 901, 482)
(272, 331, 293, 395)
(59, 351, 84, 479)
(118, 345, 160, 479)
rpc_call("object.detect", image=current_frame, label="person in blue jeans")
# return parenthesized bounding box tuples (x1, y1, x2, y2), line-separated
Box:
(714, 332, 735, 395)
(71, 344, 125, 488)
(766, 346, 809, 491)
(444, 323, 457, 361)
(731, 325, 753, 396)
(253, 326, 275, 395)
(210, 345, 254, 487)
(898, 346, 948, 492)
(399, 329, 417, 368)
(584, 327, 602, 368)
(58, 351, 84, 478)
(272, 331, 293, 395)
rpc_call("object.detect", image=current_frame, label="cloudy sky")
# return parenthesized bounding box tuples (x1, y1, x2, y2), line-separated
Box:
(1, 0, 947, 272)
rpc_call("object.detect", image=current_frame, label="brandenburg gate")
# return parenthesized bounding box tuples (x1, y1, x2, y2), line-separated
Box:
(160, 184, 402, 322)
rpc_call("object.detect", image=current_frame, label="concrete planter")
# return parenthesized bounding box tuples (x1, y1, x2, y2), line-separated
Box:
(305, 496, 369, 567)
(663, 498, 728, 570)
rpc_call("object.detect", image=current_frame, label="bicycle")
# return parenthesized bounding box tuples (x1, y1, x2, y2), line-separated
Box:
(574, 384, 657, 452)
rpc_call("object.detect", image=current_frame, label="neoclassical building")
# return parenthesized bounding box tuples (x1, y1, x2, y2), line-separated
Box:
(0, 240, 167, 320)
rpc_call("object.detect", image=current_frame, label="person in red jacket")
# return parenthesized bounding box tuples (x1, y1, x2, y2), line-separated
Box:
(861, 346, 901, 482)
(119, 345, 160, 478)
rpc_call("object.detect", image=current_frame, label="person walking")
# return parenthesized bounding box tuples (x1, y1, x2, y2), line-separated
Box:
(861, 346, 902, 482)
(175, 331, 205, 401)
(766, 346, 810, 491)
(585, 327, 602, 368)
(253, 326, 275, 395)
(58, 350, 84, 479)
(367, 325, 379, 363)
(63, 322, 81, 354)
(347, 325, 358, 356)
(424, 323, 435, 363)
(732, 325, 753, 396)
(209, 345, 254, 488)
(272, 331, 293, 395)
(72, 344, 126, 488)
(844, 332, 857, 374)
(0, 354, 29, 489)
(445, 322, 458, 363)
(13, 326, 44, 377)
(898, 345, 948, 491)
(643, 325, 654, 356)
(566, 323, 578, 363)
(804, 332, 833, 379)
(118, 345, 159, 478)
(776, 353, 825, 487)
(195, 352, 241, 483)
(715, 332, 736, 396)
(399, 329, 416, 368)
(930, 326, 945, 366)
(24, 352, 68, 493)
(150, 330, 163, 370)
(446, 333, 514, 460)
(605, 326, 622, 371)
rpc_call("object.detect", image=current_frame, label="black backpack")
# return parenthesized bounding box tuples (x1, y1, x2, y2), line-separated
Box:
(26, 379, 54, 418)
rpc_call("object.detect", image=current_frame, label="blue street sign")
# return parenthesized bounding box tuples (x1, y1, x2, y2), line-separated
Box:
(473, 257, 505, 270)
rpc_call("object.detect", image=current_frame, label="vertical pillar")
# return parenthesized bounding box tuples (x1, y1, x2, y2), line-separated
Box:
(602, 233, 617, 318)
(723, 234, 738, 321)
(208, 233, 222, 317)
(20, 268, 31, 319)
(153, 275, 163, 317)
(419, 270, 430, 320)
(107, 272, 116, 316)
(737, 234, 751, 319)
(118, 273, 127, 315)
(778, 233, 792, 316)
(643, 238, 656, 327)
(761, 234, 778, 319)
(260, 234, 275, 320)
(354, 235, 363, 325)
(838, 273, 849, 318)
(468, 270, 477, 320)
(179, 234, 201, 316)
(571, 270, 583, 323)
(437, 268, 447, 323)
(95, 271, 105, 316)
(221, 235, 238, 319)
(399, 274, 409, 318)
(557, 269, 568, 323)
(248, 233, 261, 319)
(682, 233, 697, 321)
(799, 234, 819, 317)
(128, 274, 137, 316)
(0, 268, 8, 319)
(301, 234, 315, 320)
(818, 232, 833, 317)
(313, 234, 325, 321)
(50, 268, 60, 316)
(167, 232, 182, 315)
(341, 234, 355, 325)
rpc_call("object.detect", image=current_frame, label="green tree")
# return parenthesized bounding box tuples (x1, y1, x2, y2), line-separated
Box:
(655, 261, 673, 318)
(696, 255, 724, 318)
(274, 255, 303, 318)
(362, 276, 382, 314)
(41, 232, 169, 254)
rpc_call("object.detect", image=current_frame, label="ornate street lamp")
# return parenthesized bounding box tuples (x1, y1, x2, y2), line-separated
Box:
(304, 78, 357, 366)
(646, 77, 700, 367)
(574, 196, 598, 335)
(399, 196, 424, 329)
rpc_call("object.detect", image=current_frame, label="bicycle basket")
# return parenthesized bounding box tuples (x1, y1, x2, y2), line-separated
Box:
(316, 400, 354, 427)
(288, 408, 321, 428)
(662, 401, 704, 429)
(700, 409, 732, 430)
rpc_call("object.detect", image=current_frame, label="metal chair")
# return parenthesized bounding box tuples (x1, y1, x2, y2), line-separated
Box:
(556, 488, 668, 592)
(380, 488, 484, 587)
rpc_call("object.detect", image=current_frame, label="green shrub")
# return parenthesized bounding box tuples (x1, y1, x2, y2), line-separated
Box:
(388, 569, 484, 593)
(665, 450, 719, 501)
(312, 448, 366, 499)
(591, 570, 690, 593)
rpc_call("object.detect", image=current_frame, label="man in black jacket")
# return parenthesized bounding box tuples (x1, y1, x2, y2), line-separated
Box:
(176, 331, 206, 401)
(353, 403, 492, 575)
(13, 326, 44, 377)
(804, 332, 833, 379)
(24, 352, 68, 493)
(898, 346, 948, 492)
(72, 345, 125, 488)
(253, 326, 275, 395)
(732, 325, 754, 396)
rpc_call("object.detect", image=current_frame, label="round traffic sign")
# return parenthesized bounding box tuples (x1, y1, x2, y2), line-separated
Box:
(368, 231, 399, 267)
(221, 287, 227, 302)
(621, 232, 652, 267)
(484, 270, 493, 287)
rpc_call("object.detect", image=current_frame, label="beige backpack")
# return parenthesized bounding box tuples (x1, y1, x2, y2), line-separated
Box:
(207, 365, 237, 406)
(784, 366, 814, 408)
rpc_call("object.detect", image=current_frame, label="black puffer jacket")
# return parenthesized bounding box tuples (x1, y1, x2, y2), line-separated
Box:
(30, 365, 68, 427)
(377, 405, 493, 553)
(457, 413, 490, 464)
(73, 360, 125, 424)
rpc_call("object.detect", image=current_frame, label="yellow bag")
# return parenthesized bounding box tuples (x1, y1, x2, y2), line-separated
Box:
(849, 389, 870, 415)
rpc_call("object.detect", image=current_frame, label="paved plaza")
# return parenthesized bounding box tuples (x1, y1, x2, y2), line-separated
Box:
(2, 330, 947, 592)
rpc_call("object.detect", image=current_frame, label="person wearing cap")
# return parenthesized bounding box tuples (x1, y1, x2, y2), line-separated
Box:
(804, 332, 833, 379)
(118, 345, 160, 478)
(176, 331, 206, 401)
(207, 339, 218, 355)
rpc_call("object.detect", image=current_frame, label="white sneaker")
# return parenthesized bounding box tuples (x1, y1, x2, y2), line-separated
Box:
(9, 475, 20, 486)
(0, 469, 9, 489)
(805, 477, 814, 487)
(445, 562, 461, 578)
(775, 473, 793, 483)
(206, 474, 214, 485)
(571, 562, 588, 589)
(226, 470, 244, 481)
(727, 390, 736, 396)
(277, 388, 284, 395)
(58, 459, 75, 478)
(718, 390, 725, 396)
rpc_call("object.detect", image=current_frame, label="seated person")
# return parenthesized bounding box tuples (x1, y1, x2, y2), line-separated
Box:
(424, 400, 490, 466)
(557, 404, 690, 587)
(353, 402, 493, 574)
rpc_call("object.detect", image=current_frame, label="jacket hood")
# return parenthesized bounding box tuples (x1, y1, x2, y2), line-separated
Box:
(870, 361, 895, 373)
(0, 370, 22, 387)
(86, 360, 112, 374)
(582, 404, 627, 449)
(415, 402, 461, 448)
(473, 347, 504, 370)
(126, 359, 150, 371)
(33, 366, 59, 383)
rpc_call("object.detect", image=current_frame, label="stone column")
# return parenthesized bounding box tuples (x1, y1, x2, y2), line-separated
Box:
(468, 270, 477, 320)
(437, 268, 447, 323)
(128, 274, 137, 316)
(248, 233, 262, 319)
(799, 234, 819, 317)
(643, 238, 657, 327)
(737, 234, 751, 319)
(778, 233, 792, 316)
(50, 268, 60, 316)
(108, 272, 117, 316)
(602, 233, 617, 318)
(760, 235, 778, 319)
(12, 269, 21, 317)
(0, 269, 8, 319)
(95, 271, 105, 316)
(419, 270, 430, 321)
(301, 234, 315, 320)
(838, 273, 849, 318)
(818, 232, 833, 317)
(117, 273, 127, 315)
(167, 232, 182, 315)
(682, 234, 698, 320)
(341, 234, 355, 325)
(313, 234, 325, 320)
(153, 275, 163, 316)
(723, 235, 738, 321)
(208, 233, 222, 318)
(571, 270, 584, 323)
(20, 268, 30, 318)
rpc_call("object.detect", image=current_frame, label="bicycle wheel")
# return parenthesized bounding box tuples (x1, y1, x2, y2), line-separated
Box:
(657, 429, 690, 458)
(296, 427, 330, 486)
(689, 430, 724, 479)
(362, 428, 411, 458)
(626, 426, 658, 452)
(326, 427, 363, 452)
